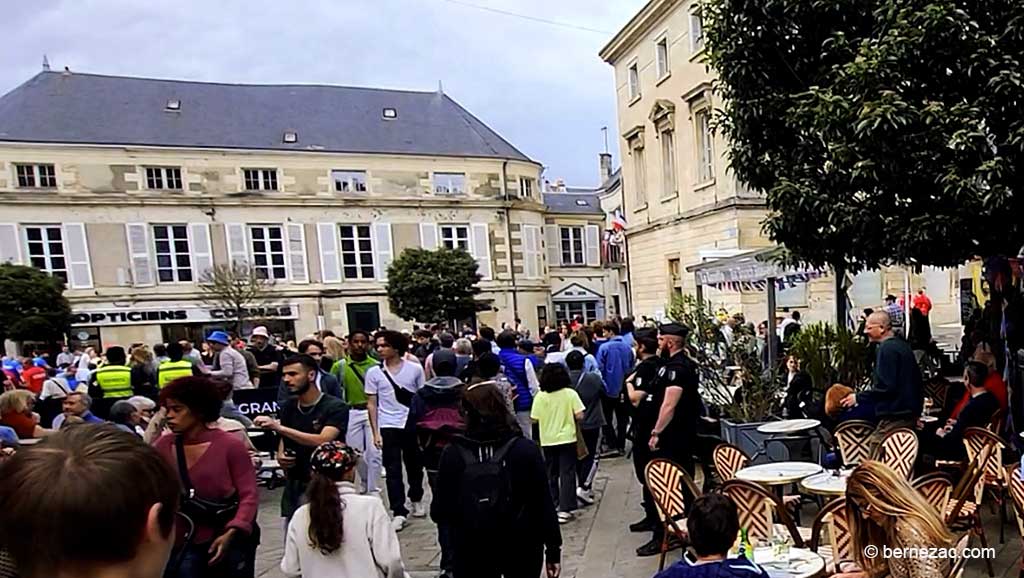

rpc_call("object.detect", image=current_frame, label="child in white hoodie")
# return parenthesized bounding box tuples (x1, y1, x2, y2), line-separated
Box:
(282, 442, 408, 578)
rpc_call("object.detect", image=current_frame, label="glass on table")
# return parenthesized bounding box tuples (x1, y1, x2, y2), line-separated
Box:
(922, 397, 934, 416)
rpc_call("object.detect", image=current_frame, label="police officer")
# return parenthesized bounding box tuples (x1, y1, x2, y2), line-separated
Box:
(638, 323, 703, 557)
(158, 341, 198, 388)
(88, 346, 133, 418)
(624, 327, 666, 556)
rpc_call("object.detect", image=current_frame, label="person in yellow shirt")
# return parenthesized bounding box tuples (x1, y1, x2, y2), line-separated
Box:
(531, 363, 584, 524)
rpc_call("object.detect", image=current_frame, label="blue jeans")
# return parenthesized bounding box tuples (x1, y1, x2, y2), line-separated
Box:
(168, 525, 259, 578)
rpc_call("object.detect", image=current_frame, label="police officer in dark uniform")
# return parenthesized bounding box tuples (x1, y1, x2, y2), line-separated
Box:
(635, 322, 703, 557)
(624, 328, 666, 555)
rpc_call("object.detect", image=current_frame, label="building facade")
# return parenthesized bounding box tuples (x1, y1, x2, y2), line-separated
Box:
(0, 71, 563, 350)
(600, 0, 962, 328)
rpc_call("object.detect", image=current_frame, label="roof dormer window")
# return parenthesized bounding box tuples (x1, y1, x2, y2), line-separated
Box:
(165, 99, 181, 111)
(382, 108, 397, 120)
(283, 131, 298, 143)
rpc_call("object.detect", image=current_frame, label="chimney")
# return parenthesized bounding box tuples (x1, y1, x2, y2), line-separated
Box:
(599, 152, 612, 184)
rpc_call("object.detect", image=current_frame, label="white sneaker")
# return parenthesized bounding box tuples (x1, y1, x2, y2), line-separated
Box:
(391, 515, 407, 532)
(557, 511, 574, 524)
(411, 501, 427, 518)
(576, 487, 594, 505)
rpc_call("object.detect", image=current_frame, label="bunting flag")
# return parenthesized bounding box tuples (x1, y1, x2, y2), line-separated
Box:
(610, 209, 627, 231)
(703, 270, 824, 292)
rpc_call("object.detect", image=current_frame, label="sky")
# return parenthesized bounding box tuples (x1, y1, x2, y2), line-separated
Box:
(0, 0, 648, 186)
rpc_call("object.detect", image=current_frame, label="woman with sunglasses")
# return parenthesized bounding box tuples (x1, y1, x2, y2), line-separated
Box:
(839, 460, 954, 578)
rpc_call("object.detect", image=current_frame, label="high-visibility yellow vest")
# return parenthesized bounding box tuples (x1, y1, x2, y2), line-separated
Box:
(94, 365, 133, 398)
(158, 359, 194, 388)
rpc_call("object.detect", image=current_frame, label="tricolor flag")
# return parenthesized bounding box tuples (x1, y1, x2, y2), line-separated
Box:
(611, 209, 627, 231)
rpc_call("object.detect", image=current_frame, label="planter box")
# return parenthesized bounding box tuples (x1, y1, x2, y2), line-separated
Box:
(720, 419, 819, 465)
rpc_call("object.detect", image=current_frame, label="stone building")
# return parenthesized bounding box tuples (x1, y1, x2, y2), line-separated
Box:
(600, 0, 962, 329)
(0, 70, 566, 349)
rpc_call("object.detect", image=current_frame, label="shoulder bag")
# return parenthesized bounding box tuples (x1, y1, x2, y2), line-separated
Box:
(174, 436, 240, 530)
(379, 362, 414, 407)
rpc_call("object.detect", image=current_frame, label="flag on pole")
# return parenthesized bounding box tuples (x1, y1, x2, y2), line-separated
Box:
(611, 209, 627, 231)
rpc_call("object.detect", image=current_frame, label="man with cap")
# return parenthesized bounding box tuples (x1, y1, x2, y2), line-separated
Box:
(207, 331, 252, 391)
(248, 326, 283, 390)
(635, 322, 702, 557)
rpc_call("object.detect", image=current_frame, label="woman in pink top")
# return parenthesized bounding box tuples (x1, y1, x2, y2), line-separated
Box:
(153, 376, 260, 578)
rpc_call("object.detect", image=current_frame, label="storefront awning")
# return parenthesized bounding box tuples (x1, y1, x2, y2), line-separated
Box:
(687, 247, 824, 291)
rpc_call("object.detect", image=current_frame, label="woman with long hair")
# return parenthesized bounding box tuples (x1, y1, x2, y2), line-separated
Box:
(839, 460, 954, 578)
(0, 390, 53, 439)
(153, 376, 259, 578)
(433, 382, 562, 578)
(281, 441, 406, 578)
(322, 336, 348, 374)
(130, 345, 158, 398)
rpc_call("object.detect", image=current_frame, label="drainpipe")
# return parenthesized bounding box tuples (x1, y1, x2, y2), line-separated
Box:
(501, 160, 520, 322)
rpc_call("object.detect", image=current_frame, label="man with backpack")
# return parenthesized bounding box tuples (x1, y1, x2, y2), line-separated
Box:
(331, 329, 382, 494)
(409, 349, 464, 578)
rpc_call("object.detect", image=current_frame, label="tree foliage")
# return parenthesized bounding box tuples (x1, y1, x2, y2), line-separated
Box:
(0, 264, 72, 344)
(386, 248, 486, 325)
(198, 263, 277, 334)
(703, 0, 1024, 272)
(788, 322, 870, 392)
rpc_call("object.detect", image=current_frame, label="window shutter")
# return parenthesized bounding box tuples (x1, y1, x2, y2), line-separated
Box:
(533, 226, 545, 277)
(420, 223, 438, 250)
(585, 225, 601, 267)
(470, 223, 491, 280)
(188, 223, 213, 282)
(372, 222, 393, 281)
(317, 223, 341, 283)
(125, 223, 154, 287)
(225, 223, 248, 267)
(522, 225, 536, 279)
(0, 224, 20, 264)
(286, 223, 309, 284)
(62, 223, 93, 289)
(544, 225, 560, 267)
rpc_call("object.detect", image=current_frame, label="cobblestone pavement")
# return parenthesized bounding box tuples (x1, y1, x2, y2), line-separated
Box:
(254, 455, 1018, 578)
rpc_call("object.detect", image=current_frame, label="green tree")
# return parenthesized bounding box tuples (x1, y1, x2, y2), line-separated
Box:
(386, 248, 486, 326)
(0, 264, 72, 345)
(198, 263, 277, 334)
(703, 0, 1024, 272)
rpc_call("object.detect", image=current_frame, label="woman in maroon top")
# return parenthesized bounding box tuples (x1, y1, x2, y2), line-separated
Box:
(154, 376, 259, 578)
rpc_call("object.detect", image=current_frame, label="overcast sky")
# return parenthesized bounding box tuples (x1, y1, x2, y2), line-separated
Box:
(1, 0, 647, 185)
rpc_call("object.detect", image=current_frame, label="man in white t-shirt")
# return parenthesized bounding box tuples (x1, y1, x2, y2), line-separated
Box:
(365, 330, 426, 532)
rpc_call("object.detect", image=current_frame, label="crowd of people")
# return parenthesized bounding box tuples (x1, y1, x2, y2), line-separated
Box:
(0, 295, 999, 578)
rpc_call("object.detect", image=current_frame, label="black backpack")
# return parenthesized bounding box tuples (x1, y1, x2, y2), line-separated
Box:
(456, 438, 519, 533)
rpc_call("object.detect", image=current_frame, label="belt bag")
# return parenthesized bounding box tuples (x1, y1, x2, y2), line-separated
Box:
(175, 436, 239, 529)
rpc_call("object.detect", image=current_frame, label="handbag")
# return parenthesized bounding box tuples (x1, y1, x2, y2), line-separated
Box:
(379, 362, 414, 407)
(174, 436, 240, 530)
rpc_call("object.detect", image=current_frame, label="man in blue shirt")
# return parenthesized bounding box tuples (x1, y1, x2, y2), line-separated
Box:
(596, 320, 634, 455)
(655, 494, 769, 578)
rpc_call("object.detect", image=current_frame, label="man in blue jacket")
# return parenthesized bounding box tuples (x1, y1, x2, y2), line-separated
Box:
(496, 330, 540, 440)
(596, 320, 635, 455)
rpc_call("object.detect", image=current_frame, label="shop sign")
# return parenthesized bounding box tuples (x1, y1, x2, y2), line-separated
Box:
(71, 304, 298, 327)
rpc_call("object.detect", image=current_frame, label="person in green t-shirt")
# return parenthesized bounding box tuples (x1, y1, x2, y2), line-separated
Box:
(330, 329, 382, 494)
(531, 363, 584, 524)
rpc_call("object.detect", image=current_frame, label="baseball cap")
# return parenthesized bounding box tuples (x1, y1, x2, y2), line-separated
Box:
(206, 331, 230, 345)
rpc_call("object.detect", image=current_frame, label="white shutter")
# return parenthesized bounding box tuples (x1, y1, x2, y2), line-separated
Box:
(372, 222, 393, 281)
(522, 225, 538, 279)
(317, 223, 342, 283)
(585, 225, 601, 267)
(286, 223, 309, 284)
(544, 225, 561, 267)
(420, 223, 438, 250)
(0, 224, 20, 264)
(188, 223, 213, 282)
(470, 223, 492, 280)
(225, 223, 248, 266)
(532, 226, 544, 278)
(125, 223, 154, 287)
(62, 223, 93, 289)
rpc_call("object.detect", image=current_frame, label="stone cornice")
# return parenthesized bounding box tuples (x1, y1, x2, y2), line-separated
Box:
(625, 197, 766, 236)
(599, 0, 682, 64)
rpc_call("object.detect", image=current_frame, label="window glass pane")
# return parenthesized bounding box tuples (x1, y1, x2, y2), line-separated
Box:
(26, 228, 41, 241)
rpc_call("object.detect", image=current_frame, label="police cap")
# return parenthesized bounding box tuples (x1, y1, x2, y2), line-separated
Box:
(634, 327, 658, 341)
(658, 323, 690, 339)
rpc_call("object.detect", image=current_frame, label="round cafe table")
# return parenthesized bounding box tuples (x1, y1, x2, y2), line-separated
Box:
(736, 462, 823, 486)
(753, 547, 826, 578)
(757, 419, 821, 435)
(799, 471, 849, 497)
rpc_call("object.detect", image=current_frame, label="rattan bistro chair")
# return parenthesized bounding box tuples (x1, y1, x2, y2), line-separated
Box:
(833, 420, 875, 467)
(644, 458, 702, 571)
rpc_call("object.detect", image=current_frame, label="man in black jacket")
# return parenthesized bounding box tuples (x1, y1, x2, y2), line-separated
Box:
(928, 361, 998, 459)
(841, 311, 922, 455)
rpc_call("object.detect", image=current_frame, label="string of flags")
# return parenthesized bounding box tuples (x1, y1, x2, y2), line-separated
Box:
(705, 271, 824, 292)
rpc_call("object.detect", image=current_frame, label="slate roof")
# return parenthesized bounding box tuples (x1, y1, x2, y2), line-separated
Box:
(543, 192, 604, 215)
(0, 71, 533, 162)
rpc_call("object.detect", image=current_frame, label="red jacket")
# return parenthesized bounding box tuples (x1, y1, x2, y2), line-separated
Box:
(913, 294, 933, 316)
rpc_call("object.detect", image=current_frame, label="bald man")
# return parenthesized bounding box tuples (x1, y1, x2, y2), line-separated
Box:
(841, 311, 923, 454)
